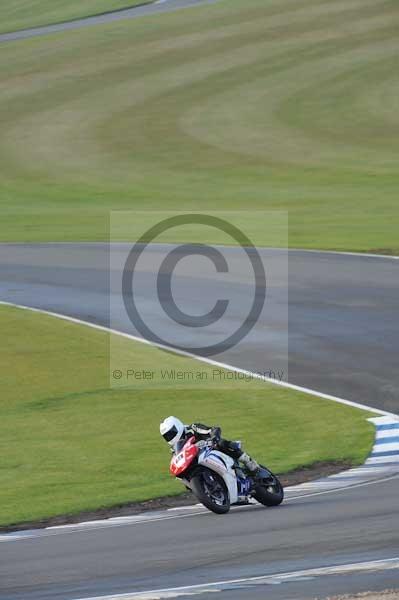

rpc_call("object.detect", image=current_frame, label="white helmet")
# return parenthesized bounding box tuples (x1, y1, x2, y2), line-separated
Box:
(160, 416, 185, 447)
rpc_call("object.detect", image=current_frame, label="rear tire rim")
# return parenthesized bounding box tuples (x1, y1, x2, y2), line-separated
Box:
(264, 476, 281, 495)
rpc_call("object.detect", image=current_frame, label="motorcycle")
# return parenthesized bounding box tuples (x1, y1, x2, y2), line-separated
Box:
(170, 436, 284, 514)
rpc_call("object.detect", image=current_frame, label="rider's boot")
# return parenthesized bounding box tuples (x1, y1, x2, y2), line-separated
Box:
(240, 452, 260, 474)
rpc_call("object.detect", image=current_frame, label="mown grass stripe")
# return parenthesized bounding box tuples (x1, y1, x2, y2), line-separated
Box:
(0, 0, 398, 249)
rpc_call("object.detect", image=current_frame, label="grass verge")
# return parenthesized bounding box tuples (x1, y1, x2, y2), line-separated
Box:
(0, 305, 375, 526)
(0, 1, 150, 34)
(0, 0, 398, 249)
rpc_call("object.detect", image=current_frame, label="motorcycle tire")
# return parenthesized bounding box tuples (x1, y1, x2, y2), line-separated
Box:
(253, 469, 284, 507)
(191, 468, 230, 514)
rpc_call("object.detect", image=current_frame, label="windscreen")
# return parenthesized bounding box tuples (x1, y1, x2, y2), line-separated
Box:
(175, 438, 187, 453)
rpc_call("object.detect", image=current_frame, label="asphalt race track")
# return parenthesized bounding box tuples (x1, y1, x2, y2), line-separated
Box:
(1, 243, 399, 598)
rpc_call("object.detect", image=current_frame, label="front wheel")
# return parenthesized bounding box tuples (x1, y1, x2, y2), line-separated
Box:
(252, 468, 284, 507)
(191, 468, 230, 514)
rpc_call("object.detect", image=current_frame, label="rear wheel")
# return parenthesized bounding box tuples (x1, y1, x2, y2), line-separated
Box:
(252, 468, 284, 507)
(191, 468, 230, 514)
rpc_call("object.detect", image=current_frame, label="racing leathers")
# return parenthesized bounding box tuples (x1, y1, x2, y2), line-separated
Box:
(184, 422, 260, 474)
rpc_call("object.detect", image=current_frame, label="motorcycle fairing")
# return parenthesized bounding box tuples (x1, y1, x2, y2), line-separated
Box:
(198, 449, 238, 504)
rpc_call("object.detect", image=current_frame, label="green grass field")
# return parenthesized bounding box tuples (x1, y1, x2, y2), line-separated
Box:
(0, 305, 375, 526)
(0, 0, 398, 249)
(0, 0, 150, 34)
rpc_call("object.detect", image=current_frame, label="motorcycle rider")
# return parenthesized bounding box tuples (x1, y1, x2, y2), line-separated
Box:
(160, 415, 260, 474)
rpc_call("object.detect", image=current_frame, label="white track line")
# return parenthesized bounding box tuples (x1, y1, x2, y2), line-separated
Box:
(71, 557, 399, 599)
(2, 243, 398, 260)
(288, 248, 399, 260)
(0, 300, 394, 417)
